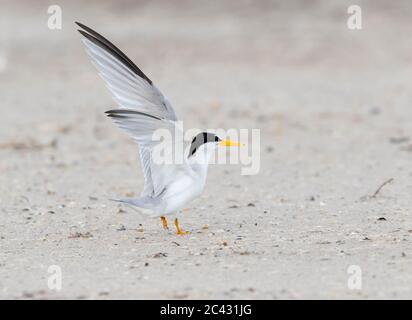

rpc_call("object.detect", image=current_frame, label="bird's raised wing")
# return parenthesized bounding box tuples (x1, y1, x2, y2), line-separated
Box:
(76, 22, 177, 121)
(77, 22, 182, 197)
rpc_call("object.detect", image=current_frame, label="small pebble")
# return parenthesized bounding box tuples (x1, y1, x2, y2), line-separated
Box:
(117, 225, 126, 231)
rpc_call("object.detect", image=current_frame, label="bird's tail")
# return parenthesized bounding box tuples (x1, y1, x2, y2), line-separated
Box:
(109, 197, 159, 216)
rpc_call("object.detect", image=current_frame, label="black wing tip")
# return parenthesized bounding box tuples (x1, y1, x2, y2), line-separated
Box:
(75, 21, 93, 33)
(75, 22, 89, 33)
(75, 22, 153, 86)
(76, 27, 95, 41)
(105, 109, 117, 117)
(105, 110, 127, 119)
(106, 109, 136, 115)
(77, 29, 88, 37)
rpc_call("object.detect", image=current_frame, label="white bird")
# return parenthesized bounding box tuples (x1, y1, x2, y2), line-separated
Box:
(76, 22, 239, 235)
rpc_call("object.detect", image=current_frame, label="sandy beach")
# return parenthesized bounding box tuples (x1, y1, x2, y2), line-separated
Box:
(1, 0, 412, 299)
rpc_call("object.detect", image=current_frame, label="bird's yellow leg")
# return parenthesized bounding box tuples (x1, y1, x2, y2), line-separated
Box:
(174, 218, 190, 235)
(160, 216, 168, 230)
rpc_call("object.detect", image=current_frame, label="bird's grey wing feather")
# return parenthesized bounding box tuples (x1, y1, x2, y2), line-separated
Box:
(106, 109, 188, 198)
(139, 146, 154, 197)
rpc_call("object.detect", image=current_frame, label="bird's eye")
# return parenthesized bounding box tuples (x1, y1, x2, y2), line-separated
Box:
(215, 136, 219, 142)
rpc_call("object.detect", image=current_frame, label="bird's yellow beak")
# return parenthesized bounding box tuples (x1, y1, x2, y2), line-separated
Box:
(218, 140, 240, 147)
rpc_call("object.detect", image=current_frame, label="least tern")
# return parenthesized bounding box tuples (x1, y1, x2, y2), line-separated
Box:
(76, 22, 239, 235)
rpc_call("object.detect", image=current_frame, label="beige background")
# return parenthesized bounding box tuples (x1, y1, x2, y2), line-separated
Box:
(1, 0, 412, 299)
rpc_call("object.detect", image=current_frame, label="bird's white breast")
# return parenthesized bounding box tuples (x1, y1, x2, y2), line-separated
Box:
(159, 174, 205, 214)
